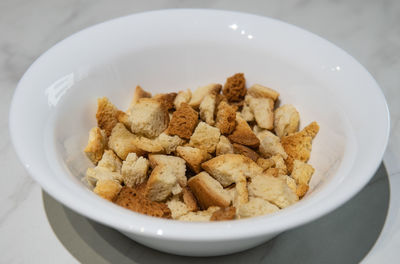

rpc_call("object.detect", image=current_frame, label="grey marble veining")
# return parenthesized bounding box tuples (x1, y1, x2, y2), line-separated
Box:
(1, 0, 399, 263)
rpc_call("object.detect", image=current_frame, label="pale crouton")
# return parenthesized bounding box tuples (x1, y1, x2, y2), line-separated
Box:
(134, 136, 164, 153)
(178, 206, 220, 222)
(85, 166, 123, 186)
(187, 172, 231, 209)
(228, 113, 260, 148)
(84, 127, 107, 164)
(232, 143, 260, 162)
(97, 149, 122, 172)
(166, 196, 191, 219)
(189, 83, 222, 108)
(216, 135, 234, 155)
(146, 165, 180, 202)
(247, 95, 274, 130)
(96, 97, 120, 136)
(108, 123, 146, 160)
(281, 121, 319, 172)
(248, 84, 279, 101)
(232, 176, 249, 207)
(167, 103, 199, 139)
(147, 154, 187, 187)
(256, 157, 275, 170)
(153, 92, 177, 110)
(248, 174, 299, 208)
(189, 122, 221, 153)
(238, 197, 279, 218)
(121, 153, 149, 187)
(116, 110, 132, 130)
(174, 89, 192, 109)
(129, 98, 169, 138)
(157, 132, 185, 154)
(256, 130, 288, 159)
(222, 73, 246, 102)
(114, 185, 171, 218)
(182, 187, 199, 212)
(274, 104, 300, 137)
(241, 102, 254, 122)
(93, 179, 122, 201)
(278, 175, 297, 194)
(129, 85, 152, 108)
(176, 146, 211, 173)
(291, 160, 315, 198)
(210, 207, 236, 221)
(215, 101, 236, 134)
(259, 154, 287, 177)
(201, 154, 263, 187)
(199, 93, 217, 125)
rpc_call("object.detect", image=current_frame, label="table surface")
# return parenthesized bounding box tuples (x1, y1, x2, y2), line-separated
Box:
(1, 1, 399, 263)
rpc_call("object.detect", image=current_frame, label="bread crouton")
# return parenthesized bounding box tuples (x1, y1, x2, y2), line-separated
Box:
(97, 149, 122, 173)
(256, 157, 275, 170)
(108, 123, 146, 160)
(187, 172, 231, 209)
(238, 197, 279, 218)
(199, 93, 217, 125)
(223, 73, 247, 102)
(291, 160, 314, 198)
(166, 195, 191, 219)
(178, 206, 220, 222)
(281, 122, 319, 172)
(215, 101, 236, 134)
(174, 89, 192, 109)
(176, 146, 211, 173)
(258, 154, 287, 177)
(278, 175, 297, 194)
(146, 165, 181, 202)
(228, 113, 260, 148)
(147, 154, 187, 187)
(189, 122, 221, 153)
(84, 127, 107, 164)
(296, 183, 309, 198)
(274, 104, 300, 137)
(129, 98, 169, 138)
(241, 102, 254, 122)
(114, 185, 171, 218)
(116, 110, 132, 130)
(232, 176, 249, 207)
(189, 83, 222, 108)
(182, 187, 199, 212)
(201, 154, 263, 187)
(256, 130, 288, 159)
(121, 153, 149, 187)
(248, 84, 279, 101)
(210, 207, 236, 221)
(156, 132, 185, 154)
(216, 135, 234, 155)
(93, 179, 122, 201)
(96, 97, 120, 136)
(247, 95, 274, 130)
(248, 174, 298, 208)
(153, 92, 177, 110)
(167, 103, 199, 139)
(232, 143, 260, 162)
(129, 85, 152, 108)
(85, 166, 123, 186)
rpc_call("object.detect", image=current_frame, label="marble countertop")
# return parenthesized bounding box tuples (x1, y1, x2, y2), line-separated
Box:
(1, 0, 399, 263)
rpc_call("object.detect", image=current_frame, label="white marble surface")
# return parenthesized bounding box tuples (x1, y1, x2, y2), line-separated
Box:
(1, 0, 399, 263)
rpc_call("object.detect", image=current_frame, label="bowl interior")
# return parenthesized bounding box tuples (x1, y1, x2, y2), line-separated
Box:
(10, 9, 389, 240)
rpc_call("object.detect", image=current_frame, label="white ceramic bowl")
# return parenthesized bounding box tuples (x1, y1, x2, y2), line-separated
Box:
(10, 9, 389, 256)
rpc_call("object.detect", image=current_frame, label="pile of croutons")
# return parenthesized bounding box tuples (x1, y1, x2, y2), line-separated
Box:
(84, 73, 319, 221)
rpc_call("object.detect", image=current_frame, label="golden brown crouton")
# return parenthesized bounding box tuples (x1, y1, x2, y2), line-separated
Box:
(189, 122, 221, 153)
(232, 143, 260, 162)
(187, 172, 231, 209)
(108, 123, 146, 160)
(96, 97, 120, 136)
(215, 101, 236, 134)
(189, 83, 222, 108)
(116, 110, 132, 130)
(228, 113, 260, 148)
(281, 122, 319, 172)
(176, 146, 211, 173)
(210, 207, 236, 221)
(129, 85, 152, 107)
(167, 103, 199, 139)
(128, 98, 169, 138)
(84, 127, 108, 164)
(182, 187, 199, 212)
(248, 84, 279, 101)
(153, 92, 177, 110)
(296, 183, 309, 198)
(114, 184, 172, 218)
(291, 159, 315, 185)
(93, 179, 122, 201)
(274, 104, 300, 137)
(223, 73, 247, 102)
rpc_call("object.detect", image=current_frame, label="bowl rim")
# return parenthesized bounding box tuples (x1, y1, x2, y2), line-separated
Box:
(9, 8, 390, 241)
